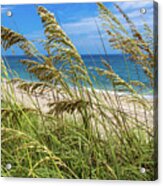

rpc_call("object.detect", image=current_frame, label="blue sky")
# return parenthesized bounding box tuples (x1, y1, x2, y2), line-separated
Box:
(1, 1, 154, 55)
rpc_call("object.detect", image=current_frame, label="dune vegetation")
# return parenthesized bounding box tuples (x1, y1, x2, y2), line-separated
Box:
(1, 3, 158, 180)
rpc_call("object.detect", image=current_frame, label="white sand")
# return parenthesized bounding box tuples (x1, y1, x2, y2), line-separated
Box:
(1, 78, 154, 127)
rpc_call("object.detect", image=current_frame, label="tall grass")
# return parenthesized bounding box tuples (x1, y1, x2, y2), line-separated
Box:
(1, 3, 157, 180)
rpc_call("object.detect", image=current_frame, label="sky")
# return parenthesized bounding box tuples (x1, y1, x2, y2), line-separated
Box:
(1, 1, 154, 55)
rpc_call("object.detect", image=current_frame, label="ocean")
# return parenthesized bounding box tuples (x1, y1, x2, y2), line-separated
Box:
(2, 54, 152, 95)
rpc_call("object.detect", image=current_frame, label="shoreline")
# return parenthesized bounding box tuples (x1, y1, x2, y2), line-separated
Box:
(1, 78, 153, 127)
(85, 86, 154, 100)
(2, 77, 154, 100)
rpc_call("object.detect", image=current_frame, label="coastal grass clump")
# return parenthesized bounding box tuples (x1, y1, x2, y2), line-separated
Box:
(1, 3, 157, 180)
(1, 90, 155, 180)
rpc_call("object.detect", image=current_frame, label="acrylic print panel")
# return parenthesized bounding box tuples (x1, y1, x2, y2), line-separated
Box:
(1, 0, 158, 180)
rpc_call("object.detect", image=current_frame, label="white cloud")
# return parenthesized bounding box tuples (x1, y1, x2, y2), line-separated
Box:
(117, 0, 153, 11)
(125, 10, 152, 27)
(24, 30, 45, 40)
(62, 16, 101, 35)
(62, 6, 153, 38)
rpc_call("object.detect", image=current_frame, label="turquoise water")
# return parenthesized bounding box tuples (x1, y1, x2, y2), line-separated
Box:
(3, 55, 152, 94)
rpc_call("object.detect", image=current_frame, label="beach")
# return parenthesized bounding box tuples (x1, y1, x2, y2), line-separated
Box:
(1, 78, 154, 129)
